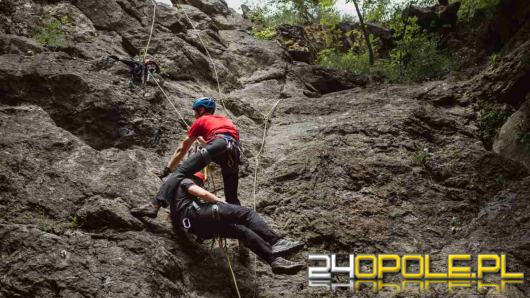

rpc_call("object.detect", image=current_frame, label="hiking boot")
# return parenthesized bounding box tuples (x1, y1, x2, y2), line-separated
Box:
(270, 257, 304, 275)
(130, 202, 160, 218)
(272, 239, 304, 257)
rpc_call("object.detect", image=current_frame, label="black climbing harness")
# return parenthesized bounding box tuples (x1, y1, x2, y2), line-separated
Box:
(180, 200, 221, 233)
(212, 133, 242, 168)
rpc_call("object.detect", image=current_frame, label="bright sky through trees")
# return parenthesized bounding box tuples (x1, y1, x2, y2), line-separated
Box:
(155, 0, 359, 16)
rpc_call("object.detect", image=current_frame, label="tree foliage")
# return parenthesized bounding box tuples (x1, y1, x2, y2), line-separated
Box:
(252, 26, 277, 40)
(247, 0, 501, 83)
(385, 16, 456, 82)
(318, 14, 456, 83)
(347, 0, 375, 65)
(245, 0, 338, 26)
(454, 0, 500, 21)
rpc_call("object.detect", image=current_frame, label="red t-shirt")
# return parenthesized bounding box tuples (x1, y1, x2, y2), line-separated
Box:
(188, 115, 239, 142)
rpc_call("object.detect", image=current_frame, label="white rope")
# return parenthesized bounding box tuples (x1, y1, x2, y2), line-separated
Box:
(250, 97, 284, 297)
(151, 75, 191, 129)
(176, 4, 233, 120)
(142, 1, 191, 128)
(144, 3, 289, 297)
(160, 5, 241, 297)
(252, 98, 283, 210)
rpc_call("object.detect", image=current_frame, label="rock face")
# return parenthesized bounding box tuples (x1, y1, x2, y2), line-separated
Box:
(275, 24, 315, 63)
(77, 196, 144, 230)
(465, 0, 530, 162)
(0, 0, 529, 297)
(402, 1, 461, 32)
(291, 63, 368, 95)
(442, 0, 530, 74)
(468, 32, 530, 108)
(493, 97, 530, 169)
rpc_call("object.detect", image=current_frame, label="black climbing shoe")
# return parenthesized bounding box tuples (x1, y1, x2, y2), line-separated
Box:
(130, 202, 160, 218)
(272, 239, 304, 257)
(270, 257, 304, 275)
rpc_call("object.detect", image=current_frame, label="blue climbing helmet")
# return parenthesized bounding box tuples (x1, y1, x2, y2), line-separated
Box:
(192, 97, 216, 112)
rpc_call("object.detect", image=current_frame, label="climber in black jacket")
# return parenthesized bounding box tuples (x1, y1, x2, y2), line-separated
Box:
(171, 172, 305, 275)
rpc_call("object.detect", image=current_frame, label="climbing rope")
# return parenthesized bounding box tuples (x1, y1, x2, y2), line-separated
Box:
(142, 3, 241, 297)
(171, 6, 246, 297)
(151, 75, 191, 129)
(174, 3, 233, 121)
(141, 3, 251, 297)
(250, 97, 285, 297)
(143, 0, 157, 61)
(252, 98, 283, 211)
(223, 241, 242, 298)
(142, 0, 192, 129)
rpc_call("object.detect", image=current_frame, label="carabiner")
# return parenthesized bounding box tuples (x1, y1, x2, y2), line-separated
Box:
(182, 218, 191, 229)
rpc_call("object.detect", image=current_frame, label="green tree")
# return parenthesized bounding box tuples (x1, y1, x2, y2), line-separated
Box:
(244, 0, 319, 26)
(384, 15, 456, 83)
(454, 0, 500, 21)
(343, 0, 397, 66)
(272, 0, 333, 23)
(348, 0, 376, 65)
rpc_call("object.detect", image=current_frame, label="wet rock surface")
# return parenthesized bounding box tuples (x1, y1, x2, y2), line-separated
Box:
(0, 0, 529, 297)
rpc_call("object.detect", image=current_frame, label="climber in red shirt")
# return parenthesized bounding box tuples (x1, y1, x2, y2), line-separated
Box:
(132, 97, 242, 218)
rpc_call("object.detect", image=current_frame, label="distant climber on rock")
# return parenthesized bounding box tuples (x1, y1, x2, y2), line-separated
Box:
(131, 97, 241, 218)
(170, 172, 305, 274)
(107, 55, 160, 88)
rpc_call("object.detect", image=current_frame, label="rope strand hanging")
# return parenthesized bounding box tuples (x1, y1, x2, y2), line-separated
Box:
(252, 98, 283, 211)
(151, 75, 191, 129)
(143, 0, 157, 61)
(174, 3, 233, 121)
(141, 2, 241, 297)
(223, 242, 242, 298)
(250, 97, 285, 298)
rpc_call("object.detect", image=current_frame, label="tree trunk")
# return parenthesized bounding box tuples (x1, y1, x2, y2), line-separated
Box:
(351, 0, 375, 66)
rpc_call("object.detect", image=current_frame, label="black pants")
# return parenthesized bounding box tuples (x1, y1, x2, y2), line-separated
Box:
(185, 203, 281, 264)
(154, 138, 240, 207)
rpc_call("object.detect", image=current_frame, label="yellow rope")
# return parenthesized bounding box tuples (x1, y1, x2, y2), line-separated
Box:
(143, 0, 157, 61)
(223, 242, 242, 298)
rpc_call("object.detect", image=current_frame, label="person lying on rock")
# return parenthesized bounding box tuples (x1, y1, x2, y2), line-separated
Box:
(171, 171, 305, 275)
(132, 97, 242, 218)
